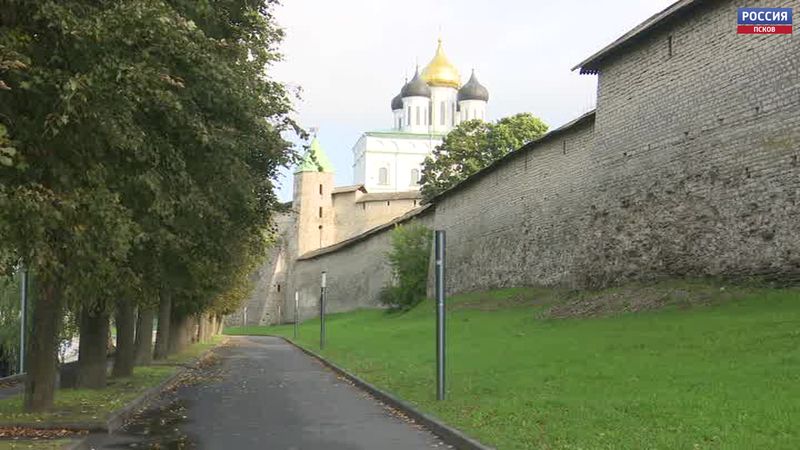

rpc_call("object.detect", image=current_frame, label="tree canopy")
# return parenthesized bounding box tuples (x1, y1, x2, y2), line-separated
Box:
(0, 0, 297, 410)
(419, 113, 548, 200)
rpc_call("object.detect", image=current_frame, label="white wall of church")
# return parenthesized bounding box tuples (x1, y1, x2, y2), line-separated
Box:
(401, 96, 431, 133)
(429, 86, 458, 133)
(459, 99, 487, 122)
(353, 134, 442, 192)
(392, 109, 403, 130)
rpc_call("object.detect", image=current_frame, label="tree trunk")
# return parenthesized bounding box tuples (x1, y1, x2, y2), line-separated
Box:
(197, 313, 207, 343)
(112, 300, 135, 378)
(134, 308, 154, 365)
(77, 306, 109, 389)
(203, 314, 213, 341)
(168, 313, 190, 355)
(24, 282, 63, 412)
(215, 315, 224, 335)
(153, 293, 171, 360)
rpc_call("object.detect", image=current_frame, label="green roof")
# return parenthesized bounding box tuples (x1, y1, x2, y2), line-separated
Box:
(295, 137, 334, 173)
(365, 130, 446, 139)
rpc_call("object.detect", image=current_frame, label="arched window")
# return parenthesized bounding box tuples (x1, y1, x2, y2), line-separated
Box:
(440, 102, 445, 125)
(416, 106, 420, 125)
(378, 167, 388, 185)
(407, 106, 411, 126)
(410, 169, 420, 185)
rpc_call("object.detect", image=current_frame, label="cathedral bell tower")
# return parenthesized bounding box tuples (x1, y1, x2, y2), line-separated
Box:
(293, 136, 335, 256)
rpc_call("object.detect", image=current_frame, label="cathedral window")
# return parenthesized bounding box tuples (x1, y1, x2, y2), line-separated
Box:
(319, 184, 323, 195)
(410, 169, 420, 185)
(407, 106, 411, 126)
(440, 102, 445, 125)
(416, 106, 420, 125)
(319, 206, 323, 218)
(378, 167, 388, 185)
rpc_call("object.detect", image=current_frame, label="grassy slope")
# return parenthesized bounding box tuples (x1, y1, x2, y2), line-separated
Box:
(227, 282, 800, 450)
(0, 337, 221, 425)
(0, 440, 75, 450)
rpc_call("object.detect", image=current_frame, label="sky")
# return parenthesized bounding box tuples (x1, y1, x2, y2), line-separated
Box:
(270, 0, 677, 201)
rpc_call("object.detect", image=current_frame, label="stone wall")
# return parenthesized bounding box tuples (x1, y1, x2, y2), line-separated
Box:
(432, 115, 596, 293)
(333, 191, 421, 243)
(584, 0, 800, 286)
(286, 208, 433, 322)
(433, 0, 799, 292)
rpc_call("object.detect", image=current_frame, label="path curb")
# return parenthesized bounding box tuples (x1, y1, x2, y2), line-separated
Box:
(109, 338, 227, 430)
(276, 336, 495, 450)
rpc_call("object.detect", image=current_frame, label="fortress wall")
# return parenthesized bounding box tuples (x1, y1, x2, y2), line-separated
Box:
(431, 117, 596, 293)
(333, 192, 421, 243)
(581, 0, 800, 286)
(432, 0, 799, 292)
(288, 210, 434, 322)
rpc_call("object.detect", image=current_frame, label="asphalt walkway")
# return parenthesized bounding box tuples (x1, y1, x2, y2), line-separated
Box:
(85, 336, 444, 449)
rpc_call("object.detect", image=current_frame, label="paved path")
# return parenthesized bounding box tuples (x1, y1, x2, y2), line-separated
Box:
(86, 336, 444, 449)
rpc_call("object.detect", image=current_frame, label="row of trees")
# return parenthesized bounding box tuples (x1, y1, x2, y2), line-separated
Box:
(0, 0, 296, 411)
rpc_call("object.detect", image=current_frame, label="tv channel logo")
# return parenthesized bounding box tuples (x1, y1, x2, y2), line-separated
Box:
(737, 7, 793, 34)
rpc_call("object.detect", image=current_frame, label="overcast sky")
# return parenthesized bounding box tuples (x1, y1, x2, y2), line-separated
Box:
(270, 0, 677, 200)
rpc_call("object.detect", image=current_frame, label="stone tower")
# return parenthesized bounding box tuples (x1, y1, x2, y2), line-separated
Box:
(293, 136, 335, 256)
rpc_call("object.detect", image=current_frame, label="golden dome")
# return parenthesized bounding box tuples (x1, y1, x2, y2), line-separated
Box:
(421, 39, 460, 89)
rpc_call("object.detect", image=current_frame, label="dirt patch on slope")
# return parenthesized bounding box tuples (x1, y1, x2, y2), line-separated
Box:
(543, 282, 751, 319)
(451, 288, 563, 311)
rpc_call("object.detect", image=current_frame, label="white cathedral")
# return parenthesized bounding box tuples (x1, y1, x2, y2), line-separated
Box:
(352, 39, 489, 192)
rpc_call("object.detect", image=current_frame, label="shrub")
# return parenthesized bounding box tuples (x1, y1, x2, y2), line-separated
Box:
(381, 223, 432, 311)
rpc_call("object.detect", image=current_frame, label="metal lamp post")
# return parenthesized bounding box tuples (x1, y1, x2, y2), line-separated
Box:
(434, 230, 446, 401)
(294, 291, 299, 339)
(320, 271, 327, 349)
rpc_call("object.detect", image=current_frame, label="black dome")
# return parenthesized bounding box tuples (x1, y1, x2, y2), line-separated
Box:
(457, 70, 489, 102)
(391, 92, 403, 110)
(401, 69, 431, 98)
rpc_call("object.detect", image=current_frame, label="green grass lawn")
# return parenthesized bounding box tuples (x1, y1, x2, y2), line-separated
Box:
(0, 440, 76, 449)
(227, 281, 800, 450)
(0, 336, 222, 426)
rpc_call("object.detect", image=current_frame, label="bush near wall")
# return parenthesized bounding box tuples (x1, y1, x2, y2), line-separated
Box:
(380, 223, 432, 311)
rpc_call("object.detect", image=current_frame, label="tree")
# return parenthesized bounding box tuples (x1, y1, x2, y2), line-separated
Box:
(420, 113, 548, 200)
(380, 223, 432, 311)
(1, 0, 296, 409)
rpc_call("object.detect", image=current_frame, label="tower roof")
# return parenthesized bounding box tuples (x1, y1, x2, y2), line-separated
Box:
(295, 137, 334, 173)
(391, 91, 403, 110)
(401, 68, 431, 98)
(457, 70, 489, 102)
(421, 39, 460, 89)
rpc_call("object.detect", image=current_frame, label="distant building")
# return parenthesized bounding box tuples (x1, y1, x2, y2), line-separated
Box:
(353, 39, 489, 192)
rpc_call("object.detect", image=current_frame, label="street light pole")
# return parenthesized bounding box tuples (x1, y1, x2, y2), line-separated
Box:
(434, 230, 446, 401)
(19, 268, 28, 374)
(294, 291, 299, 339)
(320, 271, 327, 349)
